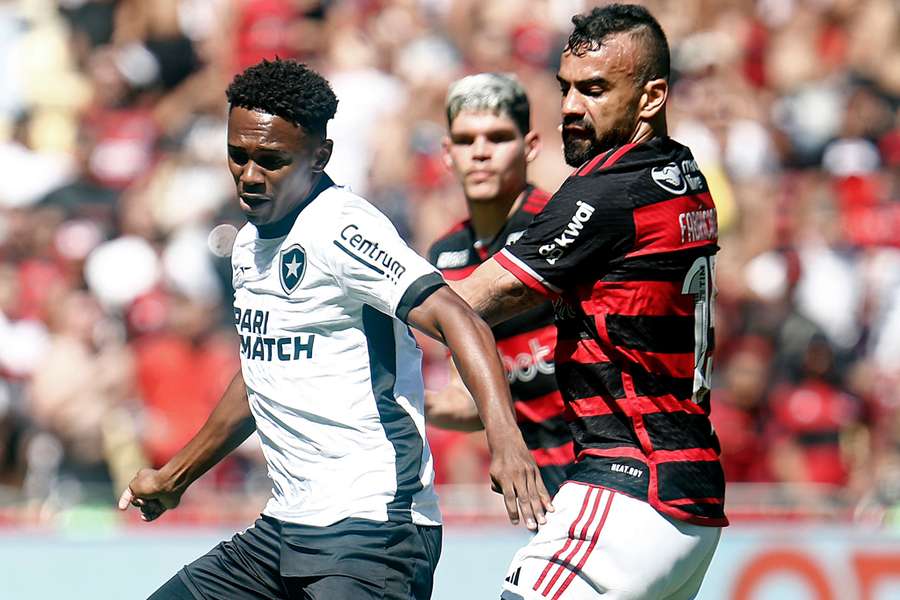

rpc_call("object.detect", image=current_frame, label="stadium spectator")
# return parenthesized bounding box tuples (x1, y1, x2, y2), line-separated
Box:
(766, 334, 866, 488)
(710, 337, 773, 483)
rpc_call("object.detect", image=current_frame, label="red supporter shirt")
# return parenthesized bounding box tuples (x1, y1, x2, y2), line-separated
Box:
(769, 379, 861, 486)
(135, 333, 238, 466)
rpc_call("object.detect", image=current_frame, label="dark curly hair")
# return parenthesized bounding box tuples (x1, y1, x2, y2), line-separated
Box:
(567, 4, 670, 85)
(225, 58, 338, 138)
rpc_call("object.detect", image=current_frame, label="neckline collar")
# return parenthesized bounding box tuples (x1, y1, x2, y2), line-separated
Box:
(256, 173, 334, 239)
(467, 184, 536, 257)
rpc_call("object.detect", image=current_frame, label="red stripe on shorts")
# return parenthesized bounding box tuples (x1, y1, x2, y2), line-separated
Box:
(541, 489, 604, 596)
(552, 492, 616, 599)
(533, 487, 596, 592)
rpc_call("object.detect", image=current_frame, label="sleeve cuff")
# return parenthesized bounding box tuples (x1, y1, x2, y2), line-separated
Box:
(396, 272, 447, 322)
(494, 249, 561, 298)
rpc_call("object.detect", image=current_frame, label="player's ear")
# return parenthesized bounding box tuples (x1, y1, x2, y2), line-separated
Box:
(524, 130, 541, 164)
(312, 139, 333, 172)
(639, 78, 667, 121)
(440, 136, 455, 171)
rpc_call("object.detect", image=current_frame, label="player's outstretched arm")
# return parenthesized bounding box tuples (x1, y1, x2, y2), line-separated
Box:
(117, 369, 255, 522)
(449, 258, 545, 326)
(408, 286, 553, 530)
(425, 359, 484, 432)
(426, 257, 543, 432)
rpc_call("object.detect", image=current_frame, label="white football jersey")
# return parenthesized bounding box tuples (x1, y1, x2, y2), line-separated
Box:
(231, 176, 444, 527)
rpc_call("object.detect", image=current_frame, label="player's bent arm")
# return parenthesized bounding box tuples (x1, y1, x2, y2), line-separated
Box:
(425, 359, 484, 432)
(117, 369, 255, 521)
(406, 287, 519, 443)
(450, 258, 545, 326)
(407, 286, 552, 529)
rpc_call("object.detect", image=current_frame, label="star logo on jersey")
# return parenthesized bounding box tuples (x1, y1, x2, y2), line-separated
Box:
(279, 244, 306, 294)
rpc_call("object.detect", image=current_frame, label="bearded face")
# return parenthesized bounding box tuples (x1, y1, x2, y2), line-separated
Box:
(561, 102, 638, 167)
(557, 38, 646, 168)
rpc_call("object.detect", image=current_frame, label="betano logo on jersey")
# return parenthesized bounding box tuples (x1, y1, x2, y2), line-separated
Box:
(335, 224, 407, 283)
(538, 200, 595, 265)
(501, 338, 554, 383)
(234, 306, 315, 361)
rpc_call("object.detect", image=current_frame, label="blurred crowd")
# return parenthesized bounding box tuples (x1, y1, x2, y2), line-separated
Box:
(0, 0, 898, 524)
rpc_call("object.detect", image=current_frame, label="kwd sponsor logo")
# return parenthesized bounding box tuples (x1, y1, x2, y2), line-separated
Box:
(538, 200, 595, 265)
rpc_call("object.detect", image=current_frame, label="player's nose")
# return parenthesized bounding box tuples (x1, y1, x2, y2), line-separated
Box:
(562, 88, 585, 117)
(472, 136, 491, 158)
(240, 161, 266, 190)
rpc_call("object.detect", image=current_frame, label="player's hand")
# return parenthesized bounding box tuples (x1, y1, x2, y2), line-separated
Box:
(489, 438, 554, 531)
(117, 468, 183, 522)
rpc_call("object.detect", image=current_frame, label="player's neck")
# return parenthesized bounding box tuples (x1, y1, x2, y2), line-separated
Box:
(466, 187, 527, 244)
(257, 172, 332, 239)
(630, 114, 668, 145)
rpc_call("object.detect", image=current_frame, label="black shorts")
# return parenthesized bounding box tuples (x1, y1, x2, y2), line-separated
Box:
(155, 515, 442, 600)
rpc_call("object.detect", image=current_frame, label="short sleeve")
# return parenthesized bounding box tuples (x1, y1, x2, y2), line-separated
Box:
(495, 175, 635, 296)
(324, 199, 445, 321)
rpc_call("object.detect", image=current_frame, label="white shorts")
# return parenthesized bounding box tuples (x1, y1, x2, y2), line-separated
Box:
(500, 482, 721, 600)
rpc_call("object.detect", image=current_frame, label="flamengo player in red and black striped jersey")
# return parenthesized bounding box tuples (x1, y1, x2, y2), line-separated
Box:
(425, 73, 574, 498)
(453, 6, 725, 600)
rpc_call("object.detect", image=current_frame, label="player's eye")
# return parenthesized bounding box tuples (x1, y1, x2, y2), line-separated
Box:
(255, 155, 289, 170)
(451, 136, 474, 146)
(228, 147, 248, 165)
(487, 132, 516, 143)
(578, 83, 606, 97)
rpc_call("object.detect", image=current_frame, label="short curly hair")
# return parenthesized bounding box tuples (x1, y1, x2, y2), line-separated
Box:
(567, 4, 670, 85)
(225, 58, 338, 138)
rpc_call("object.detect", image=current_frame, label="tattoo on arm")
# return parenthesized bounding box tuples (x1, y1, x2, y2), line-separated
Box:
(452, 260, 544, 326)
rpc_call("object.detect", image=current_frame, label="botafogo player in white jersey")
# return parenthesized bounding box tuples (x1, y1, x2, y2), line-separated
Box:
(118, 58, 551, 600)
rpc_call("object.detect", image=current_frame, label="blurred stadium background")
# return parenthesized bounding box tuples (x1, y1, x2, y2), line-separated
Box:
(0, 0, 899, 597)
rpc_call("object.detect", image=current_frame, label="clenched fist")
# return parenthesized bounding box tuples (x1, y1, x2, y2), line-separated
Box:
(117, 468, 183, 522)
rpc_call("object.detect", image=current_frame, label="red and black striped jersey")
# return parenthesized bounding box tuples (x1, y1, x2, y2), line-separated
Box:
(495, 139, 727, 527)
(428, 185, 574, 496)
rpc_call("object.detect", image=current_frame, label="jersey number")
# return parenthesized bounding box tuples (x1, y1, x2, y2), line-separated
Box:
(682, 256, 716, 403)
